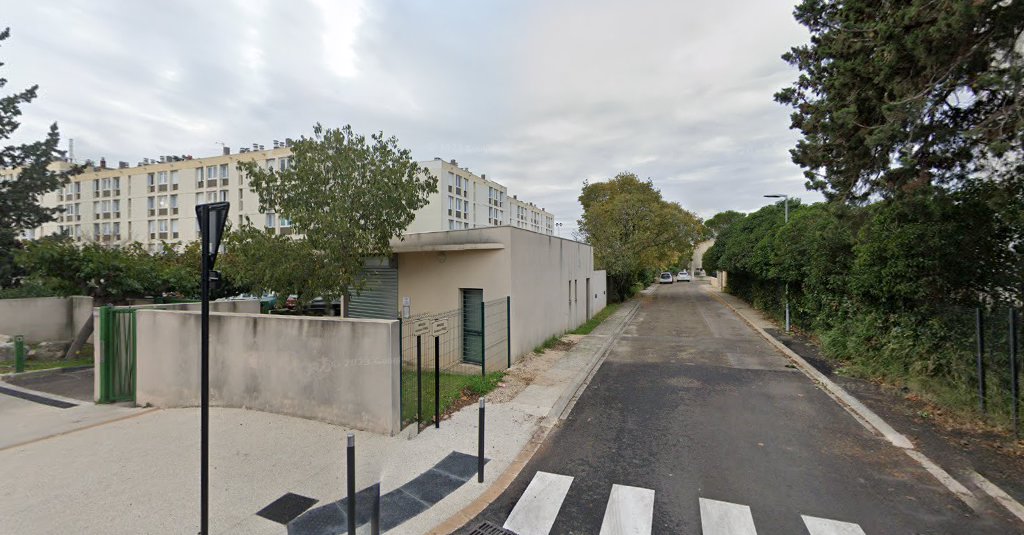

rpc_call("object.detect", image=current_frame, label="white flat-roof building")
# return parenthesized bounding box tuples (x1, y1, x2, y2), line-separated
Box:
(8, 148, 554, 248)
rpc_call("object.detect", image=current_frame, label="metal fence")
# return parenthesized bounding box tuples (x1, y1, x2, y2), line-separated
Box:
(399, 296, 510, 429)
(98, 305, 137, 403)
(971, 304, 1022, 436)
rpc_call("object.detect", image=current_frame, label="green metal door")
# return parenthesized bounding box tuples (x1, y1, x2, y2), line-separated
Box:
(462, 289, 484, 364)
(99, 306, 137, 403)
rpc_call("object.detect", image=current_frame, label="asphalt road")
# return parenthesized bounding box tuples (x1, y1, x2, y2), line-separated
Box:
(459, 281, 1021, 534)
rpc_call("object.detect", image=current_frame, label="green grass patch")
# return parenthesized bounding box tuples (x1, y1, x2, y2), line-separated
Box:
(571, 303, 621, 335)
(533, 335, 562, 354)
(401, 369, 504, 425)
(0, 357, 93, 375)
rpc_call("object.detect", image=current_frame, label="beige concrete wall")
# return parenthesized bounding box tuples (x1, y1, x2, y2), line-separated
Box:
(0, 296, 93, 342)
(508, 231, 602, 360)
(397, 249, 512, 318)
(591, 270, 608, 313)
(134, 311, 401, 434)
(690, 239, 715, 273)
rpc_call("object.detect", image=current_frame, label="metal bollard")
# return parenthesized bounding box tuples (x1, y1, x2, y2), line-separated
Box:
(347, 433, 356, 535)
(478, 397, 485, 483)
(14, 335, 25, 373)
(370, 482, 380, 535)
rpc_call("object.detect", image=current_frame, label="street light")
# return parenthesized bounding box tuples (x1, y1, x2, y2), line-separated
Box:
(555, 222, 563, 236)
(196, 201, 229, 535)
(764, 194, 790, 333)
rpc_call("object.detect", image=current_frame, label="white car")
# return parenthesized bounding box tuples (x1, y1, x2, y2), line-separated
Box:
(677, 271, 691, 282)
(659, 272, 674, 284)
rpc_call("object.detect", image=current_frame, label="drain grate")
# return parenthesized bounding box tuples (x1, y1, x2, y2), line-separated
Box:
(468, 521, 518, 535)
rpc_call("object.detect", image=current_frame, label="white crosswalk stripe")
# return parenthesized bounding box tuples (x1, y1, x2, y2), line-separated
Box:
(503, 471, 574, 535)
(699, 498, 758, 535)
(501, 471, 869, 535)
(598, 484, 655, 535)
(802, 515, 868, 535)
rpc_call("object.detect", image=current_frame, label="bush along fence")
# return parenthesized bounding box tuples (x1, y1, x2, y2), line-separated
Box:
(398, 297, 510, 429)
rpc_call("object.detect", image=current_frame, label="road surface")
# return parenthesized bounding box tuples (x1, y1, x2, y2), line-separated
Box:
(459, 281, 1020, 534)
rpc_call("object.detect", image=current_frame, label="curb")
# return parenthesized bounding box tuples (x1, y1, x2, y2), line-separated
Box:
(702, 286, 1024, 520)
(428, 298, 641, 534)
(1, 365, 92, 382)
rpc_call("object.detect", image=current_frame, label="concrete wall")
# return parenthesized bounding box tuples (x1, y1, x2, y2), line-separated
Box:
(134, 311, 401, 435)
(689, 239, 715, 274)
(92, 299, 263, 402)
(0, 296, 93, 342)
(397, 249, 512, 317)
(591, 270, 608, 314)
(508, 230, 603, 360)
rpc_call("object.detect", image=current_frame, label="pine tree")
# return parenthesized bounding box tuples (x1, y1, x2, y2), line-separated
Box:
(0, 27, 78, 287)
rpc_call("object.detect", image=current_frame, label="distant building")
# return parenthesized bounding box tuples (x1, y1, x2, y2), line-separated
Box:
(407, 158, 554, 235)
(6, 147, 553, 249)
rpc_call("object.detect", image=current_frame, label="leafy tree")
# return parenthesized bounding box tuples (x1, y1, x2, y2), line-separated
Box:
(577, 172, 704, 300)
(704, 210, 745, 237)
(0, 27, 80, 287)
(776, 0, 1024, 201)
(218, 222, 333, 309)
(236, 124, 436, 302)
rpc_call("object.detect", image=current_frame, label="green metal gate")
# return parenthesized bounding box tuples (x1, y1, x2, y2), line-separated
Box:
(462, 289, 484, 365)
(98, 306, 137, 403)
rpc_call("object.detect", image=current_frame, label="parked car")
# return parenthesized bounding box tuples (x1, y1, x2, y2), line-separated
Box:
(677, 271, 691, 282)
(659, 272, 674, 284)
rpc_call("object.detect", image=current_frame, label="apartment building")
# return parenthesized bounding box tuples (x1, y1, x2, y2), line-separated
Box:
(406, 158, 554, 235)
(10, 148, 555, 249)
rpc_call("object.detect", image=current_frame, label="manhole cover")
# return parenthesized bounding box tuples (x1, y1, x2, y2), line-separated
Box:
(467, 521, 517, 535)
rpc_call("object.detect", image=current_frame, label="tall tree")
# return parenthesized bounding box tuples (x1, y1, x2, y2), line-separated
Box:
(577, 172, 703, 300)
(704, 210, 746, 237)
(237, 124, 437, 302)
(776, 0, 1024, 202)
(0, 27, 78, 286)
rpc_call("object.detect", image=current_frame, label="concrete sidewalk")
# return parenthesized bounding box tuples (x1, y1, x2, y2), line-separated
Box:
(0, 300, 638, 535)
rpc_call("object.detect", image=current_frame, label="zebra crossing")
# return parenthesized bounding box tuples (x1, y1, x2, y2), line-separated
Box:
(501, 471, 867, 535)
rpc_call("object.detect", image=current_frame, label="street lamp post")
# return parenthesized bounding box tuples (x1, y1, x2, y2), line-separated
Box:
(555, 222, 563, 236)
(196, 201, 230, 535)
(764, 194, 790, 333)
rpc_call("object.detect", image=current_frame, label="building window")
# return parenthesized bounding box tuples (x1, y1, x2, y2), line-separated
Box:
(280, 217, 291, 228)
(266, 159, 275, 170)
(196, 167, 204, 185)
(170, 170, 179, 186)
(219, 164, 229, 178)
(219, 190, 228, 202)
(265, 213, 276, 228)
(170, 195, 178, 209)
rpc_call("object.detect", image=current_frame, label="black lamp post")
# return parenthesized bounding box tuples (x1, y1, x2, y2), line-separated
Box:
(196, 201, 229, 535)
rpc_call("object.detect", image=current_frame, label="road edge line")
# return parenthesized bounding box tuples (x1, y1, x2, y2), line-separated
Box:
(702, 287, 998, 512)
(968, 471, 1024, 524)
(0, 407, 160, 452)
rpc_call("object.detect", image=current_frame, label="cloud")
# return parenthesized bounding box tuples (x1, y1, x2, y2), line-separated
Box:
(3, 0, 820, 232)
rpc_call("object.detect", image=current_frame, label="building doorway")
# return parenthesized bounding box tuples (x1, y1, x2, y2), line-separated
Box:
(461, 288, 484, 364)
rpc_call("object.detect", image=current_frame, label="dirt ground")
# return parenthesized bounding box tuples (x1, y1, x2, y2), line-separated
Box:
(488, 334, 582, 403)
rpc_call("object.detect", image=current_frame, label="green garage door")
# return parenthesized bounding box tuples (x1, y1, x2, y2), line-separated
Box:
(347, 257, 399, 320)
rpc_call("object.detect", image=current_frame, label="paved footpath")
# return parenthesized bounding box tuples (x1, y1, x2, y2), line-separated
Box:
(459, 281, 1023, 534)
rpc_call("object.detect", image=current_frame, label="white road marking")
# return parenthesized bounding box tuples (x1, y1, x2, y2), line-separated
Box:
(968, 470, 1024, 524)
(598, 484, 655, 535)
(699, 498, 757, 535)
(503, 471, 574, 535)
(802, 515, 866, 535)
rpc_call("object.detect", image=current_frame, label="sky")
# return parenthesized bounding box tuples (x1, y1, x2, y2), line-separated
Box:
(2, 0, 821, 234)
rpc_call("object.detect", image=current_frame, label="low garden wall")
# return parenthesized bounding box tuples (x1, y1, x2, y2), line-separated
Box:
(133, 310, 401, 435)
(0, 296, 93, 343)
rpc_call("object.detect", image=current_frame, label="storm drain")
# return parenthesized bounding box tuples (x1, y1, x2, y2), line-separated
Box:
(468, 521, 518, 535)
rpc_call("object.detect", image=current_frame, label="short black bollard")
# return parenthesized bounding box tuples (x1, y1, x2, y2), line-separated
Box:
(347, 433, 356, 535)
(416, 335, 423, 426)
(478, 397, 485, 483)
(434, 336, 440, 429)
(370, 482, 381, 535)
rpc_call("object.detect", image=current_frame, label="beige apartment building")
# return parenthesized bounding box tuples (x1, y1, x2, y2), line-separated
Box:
(10, 148, 554, 249)
(406, 158, 554, 235)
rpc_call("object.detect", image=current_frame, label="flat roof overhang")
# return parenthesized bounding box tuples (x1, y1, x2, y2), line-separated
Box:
(391, 242, 505, 254)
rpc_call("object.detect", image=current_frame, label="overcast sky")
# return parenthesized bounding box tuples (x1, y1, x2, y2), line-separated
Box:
(3, 0, 820, 231)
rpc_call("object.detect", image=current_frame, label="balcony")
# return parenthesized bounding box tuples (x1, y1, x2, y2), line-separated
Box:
(158, 184, 168, 192)
(158, 208, 168, 216)
(206, 179, 218, 188)
(279, 227, 294, 236)
(221, 178, 229, 186)
(102, 190, 110, 198)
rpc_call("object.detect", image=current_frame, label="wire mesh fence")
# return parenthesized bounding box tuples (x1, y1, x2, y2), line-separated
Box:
(970, 303, 1022, 434)
(399, 296, 510, 429)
